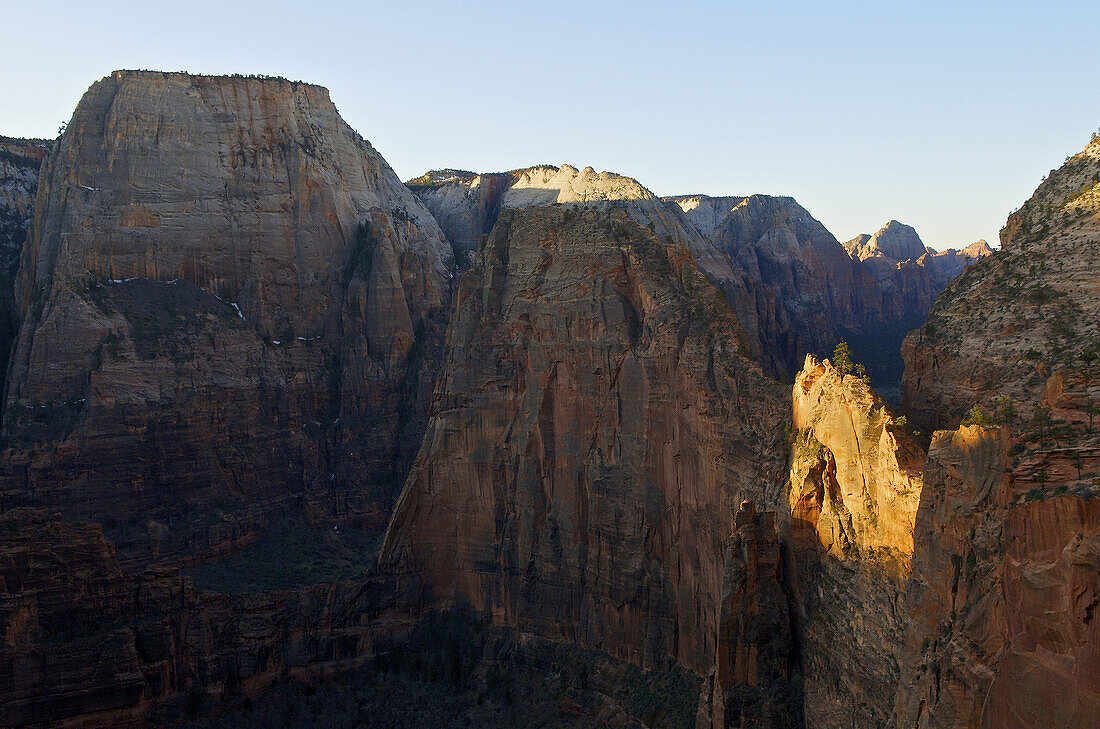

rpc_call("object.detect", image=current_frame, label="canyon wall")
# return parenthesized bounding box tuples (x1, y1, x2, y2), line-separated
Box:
(787, 355, 924, 729)
(902, 136, 1100, 431)
(379, 203, 789, 676)
(0, 507, 394, 728)
(0, 71, 454, 563)
(895, 132, 1100, 728)
(1, 70, 1097, 729)
(413, 168, 982, 385)
(894, 426, 1100, 728)
(0, 136, 47, 395)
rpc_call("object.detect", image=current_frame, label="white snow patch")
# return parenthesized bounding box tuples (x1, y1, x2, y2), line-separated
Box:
(79, 185, 101, 192)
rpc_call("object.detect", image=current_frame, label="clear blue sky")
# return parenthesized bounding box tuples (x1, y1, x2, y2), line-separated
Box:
(4, 1, 1097, 249)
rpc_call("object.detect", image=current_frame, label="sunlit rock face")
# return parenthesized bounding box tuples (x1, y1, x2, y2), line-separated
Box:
(1, 71, 454, 562)
(415, 167, 968, 387)
(894, 132, 1100, 729)
(787, 354, 924, 729)
(669, 194, 887, 379)
(895, 426, 1100, 729)
(380, 204, 788, 676)
(902, 135, 1100, 431)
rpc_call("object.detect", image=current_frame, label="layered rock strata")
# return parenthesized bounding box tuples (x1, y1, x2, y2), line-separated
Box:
(0, 508, 395, 729)
(699, 500, 801, 729)
(0, 71, 454, 562)
(412, 167, 972, 385)
(902, 135, 1100, 430)
(0, 136, 47, 394)
(895, 426, 1100, 729)
(380, 204, 788, 675)
(895, 131, 1100, 728)
(787, 354, 924, 729)
(671, 194, 894, 379)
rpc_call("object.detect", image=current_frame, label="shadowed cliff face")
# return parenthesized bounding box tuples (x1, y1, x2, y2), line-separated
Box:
(0, 508, 404, 729)
(380, 205, 788, 675)
(671, 195, 882, 379)
(412, 169, 973, 390)
(0, 137, 47, 396)
(0, 71, 454, 563)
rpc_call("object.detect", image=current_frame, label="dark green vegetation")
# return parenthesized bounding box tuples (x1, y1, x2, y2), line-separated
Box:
(837, 312, 926, 403)
(187, 518, 381, 594)
(168, 609, 701, 729)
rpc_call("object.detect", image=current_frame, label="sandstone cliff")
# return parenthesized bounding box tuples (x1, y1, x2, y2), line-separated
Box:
(409, 163, 698, 260)
(379, 204, 788, 677)
(846, 219, 930, 263)
(902, 135, 1100, 430)
(0, 508, 401, 728)
(414, 167, 965, 387)
(699, 499, 801, 729)
(894, 132, 1100, 729)
(1, 71, 454, 563)
(671, 194, 892, 378)
(787, 354, 924, 729)
(0, 137, 47, 395)
(919, 239, 994, 289)
(895, 426, 1100, 729)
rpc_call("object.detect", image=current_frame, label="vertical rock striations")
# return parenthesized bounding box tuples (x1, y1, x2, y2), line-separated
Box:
(895, 426, 1100, 729)
(1, 71, 454, 562)
(414, 169, 981, 388)
(670, 194, 883, 379)
(896, 132, 1100, 729)
(0, 136, 47, 395)
(0, 508, 391, 728)
(701, 499, 802, 729)
(380, 203, 788, 676)
(787, 354, 924, 729)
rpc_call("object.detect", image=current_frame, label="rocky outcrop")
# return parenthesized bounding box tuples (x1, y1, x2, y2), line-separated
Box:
(790, 355, 924, 565)
(406, 169, 511, 262)
(846, 220, 929, 263)
(409, 164, 696, 261)
(847, 224, 992, 293)
(0, 71, 454, 563)
(670, 199, 979, 391)
(902, 135, 1100, 430)
(414, 170, 976, 387)
(380, 204, 788, 676)
(787, 354, 924, 729)
(846, 221, 938, 318)
(0, 507, 406, 728)
(919, 239, 994, 288)
(670, 194, 887, 378)
(0, 136, 47, 395)
(894, 132, 1100, 729)
(895, 426, 1100, 729)
(700, 500, 801, 729)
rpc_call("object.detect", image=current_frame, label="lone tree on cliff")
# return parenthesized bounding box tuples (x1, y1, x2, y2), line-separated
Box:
(961, 405, 987, 427)
(1032, 404, 1052, 446)
(833, 342, 854, 376)
(991, 395, 1018, 426)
